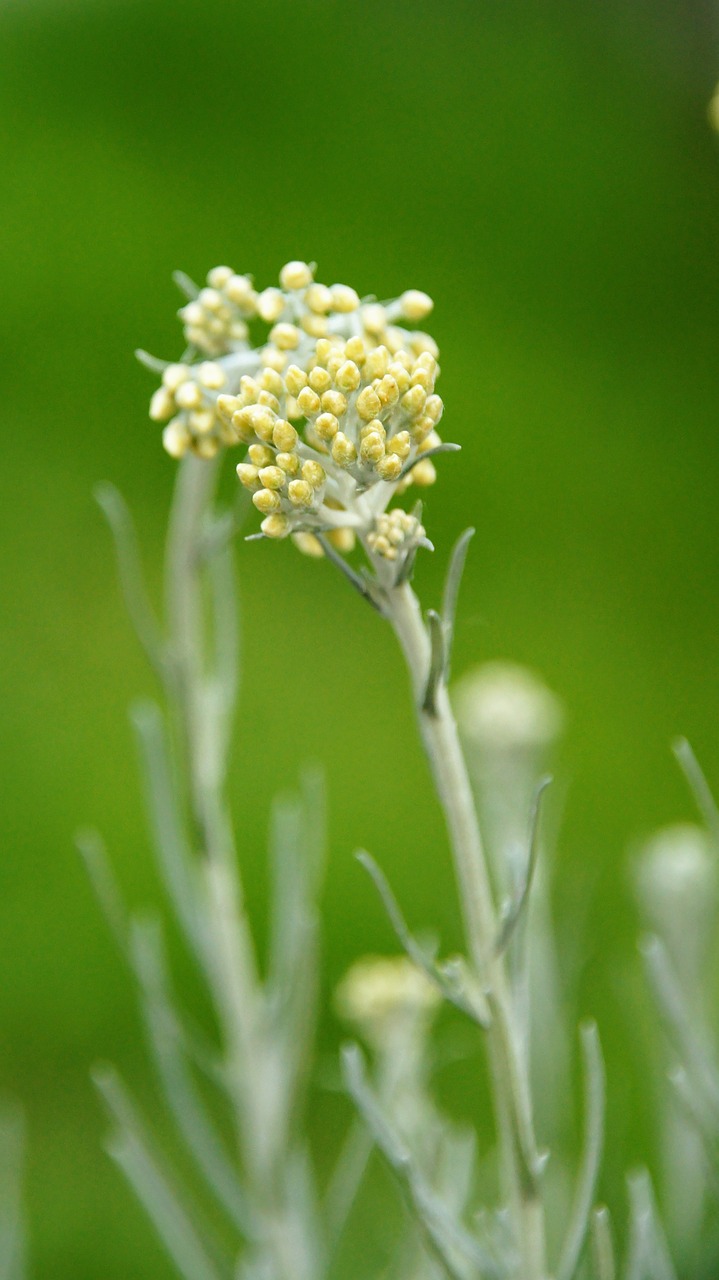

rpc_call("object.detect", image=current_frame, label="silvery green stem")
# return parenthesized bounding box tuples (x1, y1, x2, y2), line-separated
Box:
(385, 580, 547, 1280)
(163, 454, 316, 1280)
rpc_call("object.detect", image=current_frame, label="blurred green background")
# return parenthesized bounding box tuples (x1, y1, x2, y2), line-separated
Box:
(2, 0, 719, 1274)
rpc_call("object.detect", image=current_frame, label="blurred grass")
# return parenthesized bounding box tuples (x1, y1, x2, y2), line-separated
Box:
(2, 0, 719, 1274)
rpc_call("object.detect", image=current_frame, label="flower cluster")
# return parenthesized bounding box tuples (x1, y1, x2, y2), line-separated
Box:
(145, 260, 454, 571)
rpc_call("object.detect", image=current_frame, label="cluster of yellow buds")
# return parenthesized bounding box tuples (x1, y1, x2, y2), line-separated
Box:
(144, 260, 455, 572)
(336, 956, 440, 1049)
(148, 360, 234, 458)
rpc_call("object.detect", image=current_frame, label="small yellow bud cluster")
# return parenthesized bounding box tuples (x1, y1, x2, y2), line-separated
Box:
(149, 361, 233, 459)
(290, 336, 444, 494)
(336, 956, 440, 1035)
(366, 509, 427, 561)
(179, 266, 258, 357)
(146, 260, 452, 563)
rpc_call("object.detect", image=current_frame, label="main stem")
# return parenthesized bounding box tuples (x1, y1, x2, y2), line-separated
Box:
(163, 455, 311, 1280)
(386, 580, 547, 1280)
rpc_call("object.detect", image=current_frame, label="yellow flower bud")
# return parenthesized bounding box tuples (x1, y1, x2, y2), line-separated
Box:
(376, 453, 403, 481)
(287, 479, 314, 507)
(301, 313, 328, 337)
(335, 360, 361, 392)
(224, 273, 254, 305)
(270, 322, 300, 350)
(240, 375, 259, 402)
(258, 465, 286, 491)
(236, 463, 261, 489)
(261, 513, 290, 539)
(306, 283, 333, 313)
(331, 284, 360, 312)
(272, 418, 298, 451)
(293, 531, 325, 556)
(279, 260, 313, 290)
(257, 287, 285, 322)
(162, 363, 190, 392)
(257, 390, 280, 412)
(284, 365, 307, 397)
(409, 459, 437, 487)
(162, 419, 191, 458)
(315, 412, 339, 441)
(276, 451, 300, 474)
(308, 366, 332, 394)
(189, 408, 215, 435)
(197, 361, 226, 389)
(400, 289, 433, 321)
(424, 394, 443, 423)
(245, 405, 277, 442)
(207, 265, 233, 288)
(216, 394, 239, 422)
(297, 386, 321, 417)
(356, 386, 382, 420)
(321, 390, 347, 417)
(259, 368, 284, 398)
(328, 527, 356, 553)
(301, 460, 326, 488)
(175, 381, 203, 410)
(253, 488, 282, 514)
(361, 304, 386, 335)
(248, 444, 274, 467)
(345, 336, 367, 365)
(331, 433, 357, 467)
(387, 430, 411, 460)
(401, 385, 427, 417)
(376, 374, 399, 408)
(149, 387, 175, 421)
(363, 346, 389, 380)
(360, 431, 385, 465)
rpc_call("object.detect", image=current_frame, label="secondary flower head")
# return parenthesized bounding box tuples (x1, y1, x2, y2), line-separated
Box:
(143, 260, 455, 578)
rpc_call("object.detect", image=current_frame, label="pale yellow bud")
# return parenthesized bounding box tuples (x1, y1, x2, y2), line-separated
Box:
(376, 374, 399, 408)
(276, 451, 300, 475)
(410, 459, 437, 486)
(270, 322, 300, 351)
(257, 287, 285, 322)
(363, 346, 389, 380)
(257, 390, 280, 412)
(331, 284, 360, 312)
(245, 405, 277, 442)
(301, 313, 328, 337)
(388, 362, 411, 394)
(409, 332, 439, 358)
(297, 386, 321, 417)
(315, 412, 339, 441)
(331, 433, 357, 467)
(259, 368, 284, 398)
(284, 365, 307, 397)
(376, 453, 403, 481)
(360, 419, 385, 441)
(308, 366, 332, 394)
(236, 463, 261, 490)
(162, 419, 191, 458)
(411, 366, 433, 392)
(198, 287, 223, 312)
(356, 386, 382, 420)
(293, 531, 325, 557)
(401, 385, 427, 416)
(248, 444, 274, 467)
(335, 360, 361, 392)
(345, 336, 367, 364)
(253, 488, 282, 514)
(194, 436, 219, 460)
(224, 273, 254, 305)
(229, 320, 249, 341)
(306, 283, 333, 313)
(418, 430, 441, 454)
(424, 394, 443, 423)
(150, 387, 175, 421)
(412, 416, 435, 442)
(360, 431, 385, 465)
(180, 301, 204, 326)
(196, 362, 226, 390)
(362, 304, 386, 335)
(162, 363, 190, 392)
(216, 394, 239, 422)
(314, 338, 334, 365)
(258, 465, 286, 491)
(301, 460, 326, 488)
(175, 381, 203, 410)
(321, 390, 347, 417)
(189, 408, 215, 435)
(272, 419, 298, 451)
(261, 513, 290, 539)
(261, 346, 287, 372)
(287, 479, 314, 508)
(207, 265, 233, 288)
(387, 431, 411, 460)
(328, 527, 356, 553)
(372, 534, 391, 556)
(400, 289, 433, 320)
(240, 375, 259, 402)
(279, 260, 313, 290)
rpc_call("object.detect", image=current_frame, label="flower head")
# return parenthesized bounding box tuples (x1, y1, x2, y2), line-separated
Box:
(144, 260, 455, 576)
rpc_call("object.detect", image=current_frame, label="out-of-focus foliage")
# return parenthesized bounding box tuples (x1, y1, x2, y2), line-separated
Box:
(2, 1, 719, 1276)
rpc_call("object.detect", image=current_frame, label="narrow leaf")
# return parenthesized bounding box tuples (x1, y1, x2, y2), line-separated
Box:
(624, 1170, 677, 1280)
(95, 482, 166, 678)
(557, 1022, 605, 1280)
(590, 1207, 615, 1280)
(75, 827, 128, 952)
(441, 527, 475, 677)
(495, 776, 552, 957)
(422, 609, 447, 715)
(673, 737, 719, 848)
(398, 442, 461, 482)
(173, 270, 200, 300)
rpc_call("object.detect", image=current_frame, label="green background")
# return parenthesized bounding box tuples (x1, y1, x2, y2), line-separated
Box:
(2, 0, 719, 1274)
